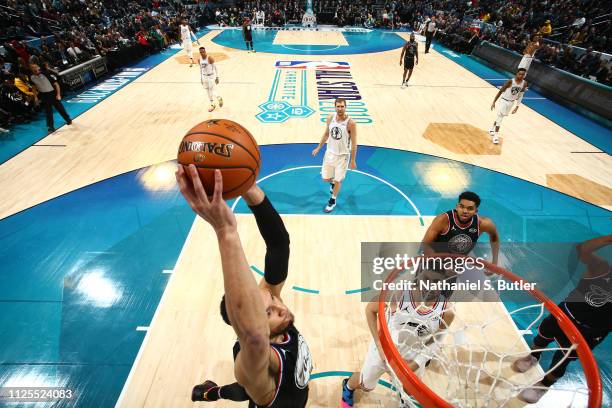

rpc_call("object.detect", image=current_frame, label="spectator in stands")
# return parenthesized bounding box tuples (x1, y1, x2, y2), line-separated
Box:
(539, 20, 552, 36)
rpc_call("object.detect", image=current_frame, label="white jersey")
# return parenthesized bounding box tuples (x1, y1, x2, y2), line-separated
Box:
(326, 113, 351, 155)
(199, 56, 215, 77)
(501, 78, 525, 101)
(180, 25, 191, 42)
(389, 291, 448, 350)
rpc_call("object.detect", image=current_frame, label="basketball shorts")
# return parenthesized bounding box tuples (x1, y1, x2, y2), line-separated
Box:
(537, 303, 609, 357)
(518, 55, 533, 71)
(404, 58, 415, 69)
(201, 76, 216, 89)
(496, 98, 515, 124)
(321, 151, 349, 182)
(183, 39, 193, 57)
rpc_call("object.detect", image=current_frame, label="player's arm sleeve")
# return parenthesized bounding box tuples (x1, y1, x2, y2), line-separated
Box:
(249, 196, 290, 287)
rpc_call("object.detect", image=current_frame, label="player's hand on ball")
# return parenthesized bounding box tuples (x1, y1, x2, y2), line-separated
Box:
(311, 147, 320, 157)
(349, 160, 357, 169)
(176, 165, 236, 234)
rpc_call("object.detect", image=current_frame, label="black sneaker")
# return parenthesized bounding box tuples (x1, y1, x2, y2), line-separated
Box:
(324, 197, 336, 213)
(191, 380, 219, 402)
(48, 127, 56, 133)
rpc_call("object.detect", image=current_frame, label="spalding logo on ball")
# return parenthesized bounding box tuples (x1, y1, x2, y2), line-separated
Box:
(178, 119, 261, 199)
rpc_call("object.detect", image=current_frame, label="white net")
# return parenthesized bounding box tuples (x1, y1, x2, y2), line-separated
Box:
(379, 268, 593, 408)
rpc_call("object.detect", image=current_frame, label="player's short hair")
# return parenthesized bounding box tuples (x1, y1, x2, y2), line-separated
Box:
(458, 191, 481, 207)
(517, 68, 527, 73)
(220, 295, 231, 325)
(334, 97, 346, 106)
(199, 46, 205, 51)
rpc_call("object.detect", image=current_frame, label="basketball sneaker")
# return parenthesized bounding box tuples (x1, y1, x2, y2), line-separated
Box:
(517, 382, 547, 403)
(208, 104, 216, 112)
(218, 97, 224, 108)
(191, 380, 220, 402)
(340, 378, 354, 407)
(492, 134, 499, 144)
(324, 197, 336, 213)
(512, 355, 538, 373)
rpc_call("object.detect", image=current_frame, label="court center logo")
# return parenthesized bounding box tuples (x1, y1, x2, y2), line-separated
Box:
(258, 61, 372, 124)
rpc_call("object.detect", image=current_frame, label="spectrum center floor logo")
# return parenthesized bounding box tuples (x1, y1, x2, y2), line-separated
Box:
(257, 61, 372, 124)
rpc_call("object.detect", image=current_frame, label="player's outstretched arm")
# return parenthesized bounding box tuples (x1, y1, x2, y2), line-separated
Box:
(176, 166, 274, 398)
(577, 235, 612, 277)
(479, 217, 500, 266)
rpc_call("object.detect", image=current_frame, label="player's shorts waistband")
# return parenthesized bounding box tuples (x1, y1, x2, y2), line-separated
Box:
(501, 97, 514, 102)
(202, 74, 215, 76)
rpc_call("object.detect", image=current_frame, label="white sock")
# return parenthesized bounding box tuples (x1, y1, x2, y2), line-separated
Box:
(331, 195, 336, 200)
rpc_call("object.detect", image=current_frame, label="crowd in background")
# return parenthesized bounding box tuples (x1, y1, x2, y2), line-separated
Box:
(0, 0, 216, 130)
(0, 0, 609, 131)
(423, 0, 611, 84)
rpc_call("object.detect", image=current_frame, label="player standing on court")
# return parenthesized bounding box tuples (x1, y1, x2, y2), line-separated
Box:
(242, 18, 255, 52)
(177, 168, 313, 407)
(489, 68, 528, 144)
(400, 32, 419, 88)
(198, 47, 223, 112)
(311, 98, 357, 213)
(180, 19, 199, 67)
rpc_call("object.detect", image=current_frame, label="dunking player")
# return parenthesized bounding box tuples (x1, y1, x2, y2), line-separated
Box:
(399, 33, 419, 88)
(179, 19, 199, 67)
(341, 265, 455, 407)
(198, 47, 223, 112)
(176, 167, 312, 407)
(512, 235, 611, 403)
(489, 68, 528, 144)
(311, 98, 357, 213)
(518, 35, 541, 75)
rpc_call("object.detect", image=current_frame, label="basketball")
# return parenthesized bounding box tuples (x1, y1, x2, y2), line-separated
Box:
(177, 119, 260, 199)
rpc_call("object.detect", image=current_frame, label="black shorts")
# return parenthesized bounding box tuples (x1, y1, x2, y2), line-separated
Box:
(403, 58, 414, 69)
(537, 303, 608, 357)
